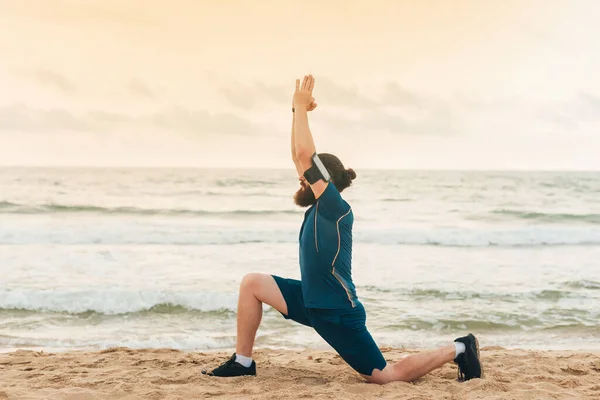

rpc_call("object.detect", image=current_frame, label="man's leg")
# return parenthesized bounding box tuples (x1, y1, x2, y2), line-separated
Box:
(236, 273, 288, 357)
(365, 333, 483, 384)
(309, 305, 481, 384)
(203, 274, 312, 377)
(364, 345, 455, 384)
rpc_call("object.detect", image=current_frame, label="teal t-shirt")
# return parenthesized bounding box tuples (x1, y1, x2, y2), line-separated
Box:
(299, 182, 358, 309)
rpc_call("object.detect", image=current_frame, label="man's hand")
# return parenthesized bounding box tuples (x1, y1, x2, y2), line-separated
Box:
(294, 75, 316, 111)
(293, 78, 317, 111)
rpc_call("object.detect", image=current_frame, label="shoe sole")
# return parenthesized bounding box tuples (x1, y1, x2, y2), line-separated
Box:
(474, 336, 485, 379)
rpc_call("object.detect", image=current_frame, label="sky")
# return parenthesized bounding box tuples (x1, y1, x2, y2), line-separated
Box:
(1, 0, 599, 170)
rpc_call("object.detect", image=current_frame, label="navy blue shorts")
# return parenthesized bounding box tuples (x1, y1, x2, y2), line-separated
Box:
(271, 275, 387, 376)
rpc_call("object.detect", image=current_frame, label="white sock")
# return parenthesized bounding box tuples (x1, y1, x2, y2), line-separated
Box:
(454, 342, 466, 358)
(235, 354, 253, 368)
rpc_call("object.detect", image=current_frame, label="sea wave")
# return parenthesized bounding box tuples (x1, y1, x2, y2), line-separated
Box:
(0, 304, 234, 317)
(490, 209, 600, 224)
(0, 201, 300, 217)
(355, 228, 600, 247)
(3, 225, 600, 247)
(0, 335, 231, 352)
(562, 280, 600, 290)
(0, 289, 238, 315)
(359, 286, 599, 301)
(1, 284, 597, 317)
(215, 179, 278, 187)
(380, 316, 599, 332)
(381, 198, 413, 202)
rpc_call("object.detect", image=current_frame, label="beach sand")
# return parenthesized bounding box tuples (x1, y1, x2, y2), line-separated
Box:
(1, 347, 599, 399)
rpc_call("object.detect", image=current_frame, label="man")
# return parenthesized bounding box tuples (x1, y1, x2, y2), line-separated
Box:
(202, 75, 483, 384)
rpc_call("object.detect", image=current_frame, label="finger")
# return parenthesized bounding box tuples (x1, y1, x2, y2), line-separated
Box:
(295, 79, 300, 91)
(302, 75, 309, 91)
(308, 75, 315, 93)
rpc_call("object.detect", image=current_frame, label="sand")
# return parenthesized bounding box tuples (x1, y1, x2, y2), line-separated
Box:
(1, 347, 599, 399)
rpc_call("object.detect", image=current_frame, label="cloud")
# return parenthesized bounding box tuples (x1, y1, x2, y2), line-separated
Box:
(382, 82, 427, 108)
(218, 86, 257, 110)
(535, 92, 600, 129)
(411, 104, 459, 136)
(211, 75, 427, 111)
(315, 77, 379, 109)
(150, 107, 267, 136)
(213, 79, 289, 110)
(0, 104, 268, 136)
(0, 104, 93, 132)
(253, 81, 288, 103)
(87, 111, 132, 124)
(34, 69, 76, 93)
(457, 93, 523, 112)
(209, 74, 454, 136)
(574, 92, 600, 119)
(535, 107, 579, 129)
(127, 79, 156, 98)
(315, 103, 458, 136)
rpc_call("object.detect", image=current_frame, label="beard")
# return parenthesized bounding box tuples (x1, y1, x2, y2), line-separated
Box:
(293, 183, 316, 207)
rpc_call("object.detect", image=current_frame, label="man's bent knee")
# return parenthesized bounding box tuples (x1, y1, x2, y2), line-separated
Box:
(239, 273, 287, 315)
(361, 365, 393, 385)
(240, 273, 264, 292)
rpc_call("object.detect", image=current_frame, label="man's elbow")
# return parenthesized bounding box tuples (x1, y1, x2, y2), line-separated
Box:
(295, 148, 313, 164)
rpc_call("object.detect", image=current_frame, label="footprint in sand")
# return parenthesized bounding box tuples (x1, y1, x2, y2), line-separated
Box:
(296, 377, 328, 386)
(344, 384, 383, 395)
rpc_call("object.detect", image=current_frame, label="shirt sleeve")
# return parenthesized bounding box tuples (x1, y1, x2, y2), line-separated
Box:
(317, 182, 349, 219)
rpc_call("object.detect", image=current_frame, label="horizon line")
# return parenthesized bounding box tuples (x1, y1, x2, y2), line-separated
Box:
(1, 165, 599, 173)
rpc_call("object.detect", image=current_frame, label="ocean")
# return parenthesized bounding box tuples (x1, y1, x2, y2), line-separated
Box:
(0, 167, 599, 353)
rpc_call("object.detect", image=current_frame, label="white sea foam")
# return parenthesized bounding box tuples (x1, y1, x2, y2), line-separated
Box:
(0, 288, 238, 314)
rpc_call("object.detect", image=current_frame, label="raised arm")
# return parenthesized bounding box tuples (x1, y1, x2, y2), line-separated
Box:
(291, 79, 316, 177)
(291, 113, 304, 177)
(294, 74, 328, 199)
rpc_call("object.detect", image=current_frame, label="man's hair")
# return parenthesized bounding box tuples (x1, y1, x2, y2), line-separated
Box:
(317, 153, 357, 192)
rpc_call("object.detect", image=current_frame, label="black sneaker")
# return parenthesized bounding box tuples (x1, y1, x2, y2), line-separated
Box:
(453, 333, 484, 381)
(201, 353, 256, 377)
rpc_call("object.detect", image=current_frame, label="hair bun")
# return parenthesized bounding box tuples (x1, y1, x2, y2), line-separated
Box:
(346, 168, 357, 181)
